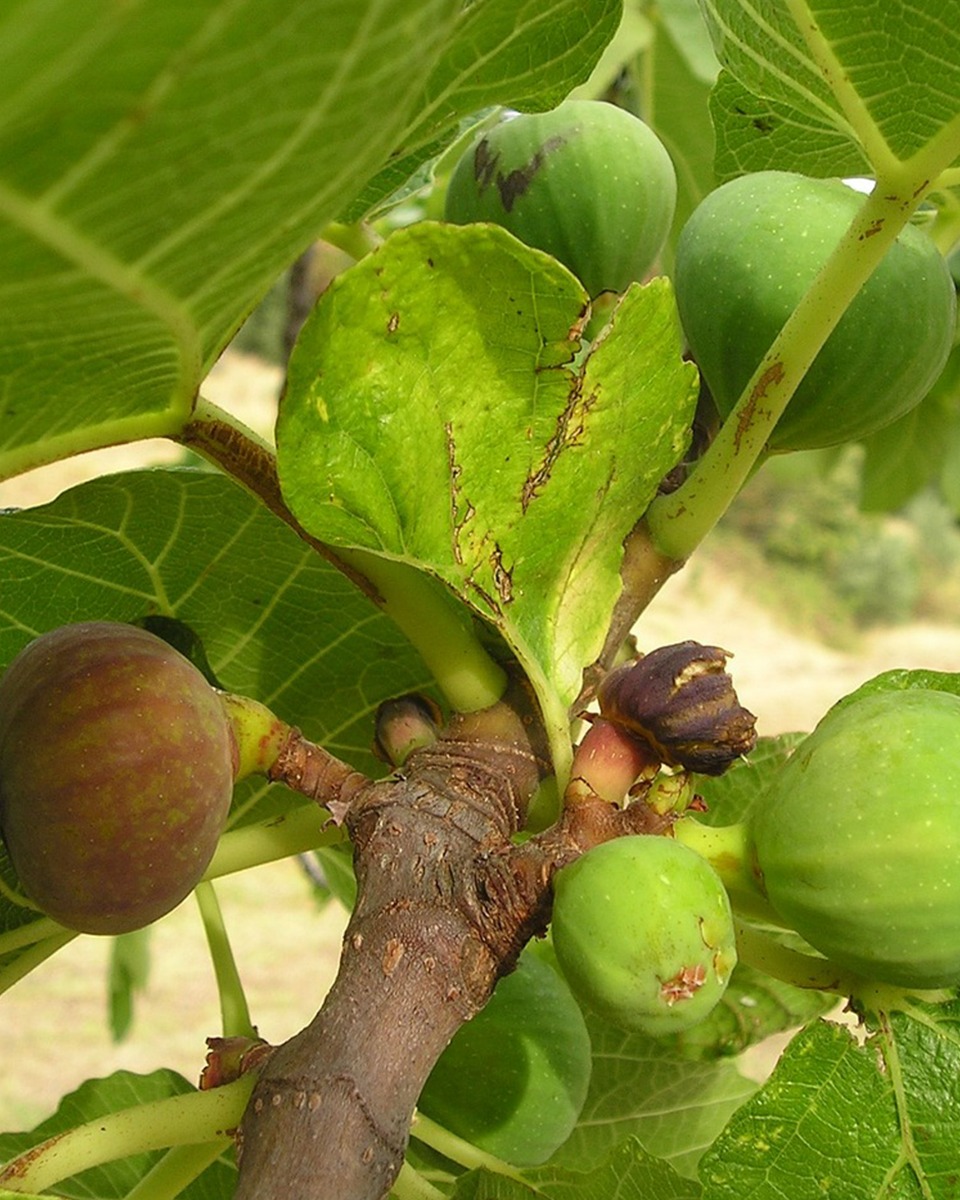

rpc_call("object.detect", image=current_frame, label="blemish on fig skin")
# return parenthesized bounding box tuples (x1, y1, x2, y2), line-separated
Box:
(477, 133, 567, 212)
(660, 963, 707, 1005)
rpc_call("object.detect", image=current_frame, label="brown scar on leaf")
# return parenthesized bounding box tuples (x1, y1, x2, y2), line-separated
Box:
(387, 312, 400, 333)
(568, 303, 591, 342)
(490, 544, 514, 605)
(445, 421, 474, 566)
(467, 577, 502, 619)
(521, 377, 597, 511)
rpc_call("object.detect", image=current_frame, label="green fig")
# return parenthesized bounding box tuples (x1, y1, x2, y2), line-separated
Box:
(674, 171, 956, 452)
(551, 835, 737, 1035)
(444, 99, 677, 297)
(751, 687, 960, 988)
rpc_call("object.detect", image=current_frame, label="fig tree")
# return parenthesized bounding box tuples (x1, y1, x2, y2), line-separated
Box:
(0, 621, 237, 934)
(551, 835, 737, 1035)
(751, 687, 960, 988)
(444, 99, 677, 297)
(673, 171, 956, 452)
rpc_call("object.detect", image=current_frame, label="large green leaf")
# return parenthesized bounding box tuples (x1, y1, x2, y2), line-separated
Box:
(0, 0, 459, 478)
(0, 469, 432, 770)
(698, 0, 960, 180)
(0, 0, 620, 483)
(347, 0, 625, 220)
(277, 221, 697, 715)
(450, 1140, 701, 1198)
(553, 1014, 756, 1179)
(700, 1003, 960, 1199)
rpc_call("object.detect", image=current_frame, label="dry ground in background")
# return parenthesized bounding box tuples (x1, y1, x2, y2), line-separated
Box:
(5, 350, 960, 1131)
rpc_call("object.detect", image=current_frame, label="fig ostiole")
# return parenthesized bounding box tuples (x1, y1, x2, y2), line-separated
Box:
(674, 170, 956, 452)
(0, 621, 238, 935)
(750, 687, 960, 989)
(444, 99, 677, 298)
(550, 834, 737, 1035)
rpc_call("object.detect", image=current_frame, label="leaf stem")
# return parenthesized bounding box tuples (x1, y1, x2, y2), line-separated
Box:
(390, 1162, 446, 1200)
(122, 1141, 230, 1200)
(0, 929, 77, 996)
(194, 881, 256, 1039)
(408, 1112, 526, 1184)
(0, 1077, 254, 1194)
(335, 549, 508, 714)
(204, 804, 346, 882)
(733, 919, 859, 995)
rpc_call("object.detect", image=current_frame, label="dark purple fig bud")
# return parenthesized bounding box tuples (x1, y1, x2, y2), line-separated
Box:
(597, 641, 756, 775)
(0, 621, 237, 934)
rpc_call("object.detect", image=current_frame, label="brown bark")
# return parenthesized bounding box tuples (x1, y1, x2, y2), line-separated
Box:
(233, 697, 559, 1200)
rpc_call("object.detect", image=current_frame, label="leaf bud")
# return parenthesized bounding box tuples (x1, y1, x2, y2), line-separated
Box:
(373, 693, 443, 767)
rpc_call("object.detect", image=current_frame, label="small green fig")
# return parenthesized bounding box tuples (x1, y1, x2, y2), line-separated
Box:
(751, 687, 960, 988)
(674, 171, 956, 452)
(417, 950, 592, 1166)
(551, 835, 737, 1035)
(444, 99, 677, 297)
(0, 621, 237, 934)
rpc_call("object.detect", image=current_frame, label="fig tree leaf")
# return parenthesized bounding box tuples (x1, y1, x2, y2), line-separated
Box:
(552, 1013, 756, 1179)
(0, 0, 462, 481)
(700, 0, 960, 180)
(692, 734, 806, 826)
(642, 7, 718, 250)
(827, 666, 960, 717)
(0, 1069, 236, 1199)
(0, 0, 619, 484)
(700, 1003, 960, 1199)
(277, 221, 697, 715)
(449, 1139, 701, 1199)
(346, 0, 624, 221)
(708, 70, 864, 183)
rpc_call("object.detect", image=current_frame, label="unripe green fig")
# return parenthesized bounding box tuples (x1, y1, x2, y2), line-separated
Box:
(551, 835, 737, 1035)
(417, 950, 592, 1166)
(751, 687, 960, 988)
(674, 171, 956, 452)
(444, 100, 677, 297)
(0, 621, 237, 934)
